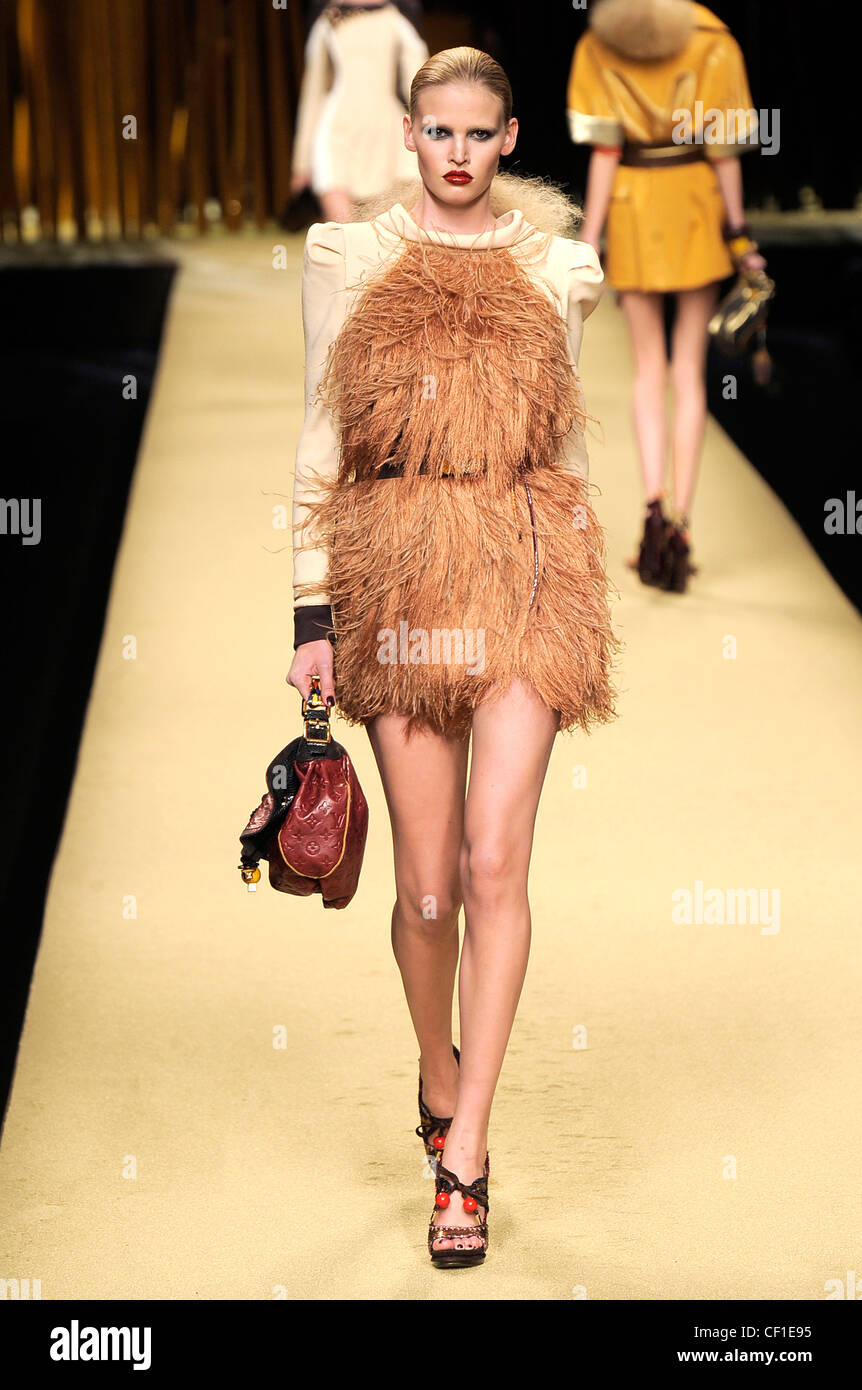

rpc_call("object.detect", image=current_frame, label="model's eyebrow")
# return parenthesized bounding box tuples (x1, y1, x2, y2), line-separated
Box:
(421, 123, 499, 133)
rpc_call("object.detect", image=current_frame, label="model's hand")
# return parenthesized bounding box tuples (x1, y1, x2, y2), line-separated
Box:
(290, 169, 311, 194)
(738, 248, 767, 273)
(287, 639, 336, 705)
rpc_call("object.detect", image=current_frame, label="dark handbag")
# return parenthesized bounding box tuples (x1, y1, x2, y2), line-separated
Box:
(238, 678, 369, 909)
(280, 186, 322, 234)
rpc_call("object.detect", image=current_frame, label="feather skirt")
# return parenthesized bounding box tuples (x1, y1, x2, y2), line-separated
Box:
(299, 464, 622, 740)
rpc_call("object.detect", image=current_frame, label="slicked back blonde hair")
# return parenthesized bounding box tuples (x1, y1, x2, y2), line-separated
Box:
(408, 46, 512, 127)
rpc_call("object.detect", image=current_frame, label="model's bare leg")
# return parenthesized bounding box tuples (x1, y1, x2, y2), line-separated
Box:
(430, 678, 559, 1251)
(319, 188, 354, 222)
(365, 713, 470, 1125)
(669, 282, 721, 529)
(619, 288, 668, 505)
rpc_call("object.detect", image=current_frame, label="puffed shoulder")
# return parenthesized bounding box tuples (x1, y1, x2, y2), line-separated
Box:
(566, 240, 605, 321)
(303, 220, 346, 270)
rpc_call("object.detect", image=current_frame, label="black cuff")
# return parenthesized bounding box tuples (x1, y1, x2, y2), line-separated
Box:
(293, 604, 335, 649)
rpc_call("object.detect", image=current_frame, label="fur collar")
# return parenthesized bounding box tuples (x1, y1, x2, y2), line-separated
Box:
(590, 0, 700, 62)
(349, 171, 583, 239)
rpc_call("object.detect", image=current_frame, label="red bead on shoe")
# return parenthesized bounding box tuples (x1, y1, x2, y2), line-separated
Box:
(435, 1191, 450, 1208)
(462, 1197, 478, 1213)
(432, 1135, 446, 1150)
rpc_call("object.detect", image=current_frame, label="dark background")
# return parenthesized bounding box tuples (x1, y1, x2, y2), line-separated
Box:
(1, 0, 859, 1129)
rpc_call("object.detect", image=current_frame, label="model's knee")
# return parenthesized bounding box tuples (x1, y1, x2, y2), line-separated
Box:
(460, 839, 521, 899)
(393, 890, 461, 932)
(634, 363, 667, 392)
(670, 358, 706, 393)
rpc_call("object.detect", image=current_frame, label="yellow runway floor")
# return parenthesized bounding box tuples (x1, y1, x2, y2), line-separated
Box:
(1, 230, 860, 1301)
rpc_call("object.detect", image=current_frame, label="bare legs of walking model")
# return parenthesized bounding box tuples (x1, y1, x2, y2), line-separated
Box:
(366, 677, 559, 1252)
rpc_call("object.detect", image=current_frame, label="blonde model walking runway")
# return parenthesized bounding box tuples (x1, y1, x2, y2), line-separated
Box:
(287, 47, 621, 1266)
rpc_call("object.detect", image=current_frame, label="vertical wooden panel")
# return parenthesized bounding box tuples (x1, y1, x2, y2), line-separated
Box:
(239, 0, 264, 228)
(111, 0, 143, 239)
(47, 0, 79, 240)
(0, 0, 330, 242)
(152, 0, 175, 235)
(186, 0, 208, 232)
(230, 0, 247, 227)
(264, 0, 291, 219)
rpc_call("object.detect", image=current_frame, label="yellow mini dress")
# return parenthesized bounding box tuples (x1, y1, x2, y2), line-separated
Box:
(567, 0, 758, 293)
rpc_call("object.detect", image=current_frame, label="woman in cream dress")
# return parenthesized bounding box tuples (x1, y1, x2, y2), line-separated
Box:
(286, 48, 621, 1266)
(290, 0, 429, 222)
(568, 0, 767, 591)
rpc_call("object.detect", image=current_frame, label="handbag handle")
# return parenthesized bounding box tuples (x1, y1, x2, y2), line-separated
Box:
(302, 675, 331, 745)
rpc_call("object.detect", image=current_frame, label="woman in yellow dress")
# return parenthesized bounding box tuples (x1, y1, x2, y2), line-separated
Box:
(567, 0, 767, 590)
(286, 48, 621, 1266)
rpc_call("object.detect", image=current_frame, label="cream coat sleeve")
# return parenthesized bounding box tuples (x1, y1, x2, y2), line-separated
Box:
(292, 221, 346, 625)
(292, 18, 330, 177)
(557, 242, 605, 481)
(394, 13, 429, 104)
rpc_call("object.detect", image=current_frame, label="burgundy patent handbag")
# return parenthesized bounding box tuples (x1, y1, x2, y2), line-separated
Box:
(238, 678, 369, 909)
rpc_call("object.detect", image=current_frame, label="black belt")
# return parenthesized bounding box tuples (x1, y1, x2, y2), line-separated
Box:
(619, 143, 705, 168)
(375, 462, 479, 478)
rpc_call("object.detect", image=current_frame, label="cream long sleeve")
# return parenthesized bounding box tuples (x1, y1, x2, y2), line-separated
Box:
(558, 241, 605, 480)
(395, 10, 430, 104)
(291, 19, 329, 178)
(292, 222, 346, 622)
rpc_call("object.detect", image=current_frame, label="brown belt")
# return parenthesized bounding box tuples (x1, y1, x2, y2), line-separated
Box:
(619, 144, 705, 168)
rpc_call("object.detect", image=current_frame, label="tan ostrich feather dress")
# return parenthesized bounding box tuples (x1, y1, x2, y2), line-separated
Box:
(291, 173, 623, 739)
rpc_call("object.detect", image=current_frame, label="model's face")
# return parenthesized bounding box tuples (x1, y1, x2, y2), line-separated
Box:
(404, 84, 518, 206)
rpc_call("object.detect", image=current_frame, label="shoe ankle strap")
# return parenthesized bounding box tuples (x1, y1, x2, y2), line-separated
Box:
(436, 1163, 490, 1210)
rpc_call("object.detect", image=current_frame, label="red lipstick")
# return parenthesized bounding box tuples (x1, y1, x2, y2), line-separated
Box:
(444, 172, 473, 184)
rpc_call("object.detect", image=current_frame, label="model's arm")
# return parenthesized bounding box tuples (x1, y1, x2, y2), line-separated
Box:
(558, 244, 605, 482)
(291, 221, 346, 655)
(394, 11, 429, 105)
(566, 32, 624, 254)
(579, 146, 621, 251)
(699, 28, 765, 270)
(291, 19, 329, 192)
(710, 156, 767, 271)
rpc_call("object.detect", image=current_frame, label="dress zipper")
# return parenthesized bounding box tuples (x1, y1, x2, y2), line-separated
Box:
(513, 465, 539, 611)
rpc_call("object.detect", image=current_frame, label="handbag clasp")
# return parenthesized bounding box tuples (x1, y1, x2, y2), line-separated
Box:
(302, 675, 331, 744)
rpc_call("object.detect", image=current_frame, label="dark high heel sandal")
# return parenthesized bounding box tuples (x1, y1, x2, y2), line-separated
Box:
(627, 496, 672, 587)
(428, 1160, 490, 1268)
(660, 517, 699, 594)
(416, 1044, 460, 1172)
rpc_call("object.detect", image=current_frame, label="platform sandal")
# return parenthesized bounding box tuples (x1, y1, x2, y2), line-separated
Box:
(428, 1159, 490, 1268)
(660, 515, 699, 593)
(626, 495, 672, 587)
(416, 1043, 460, 1172)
